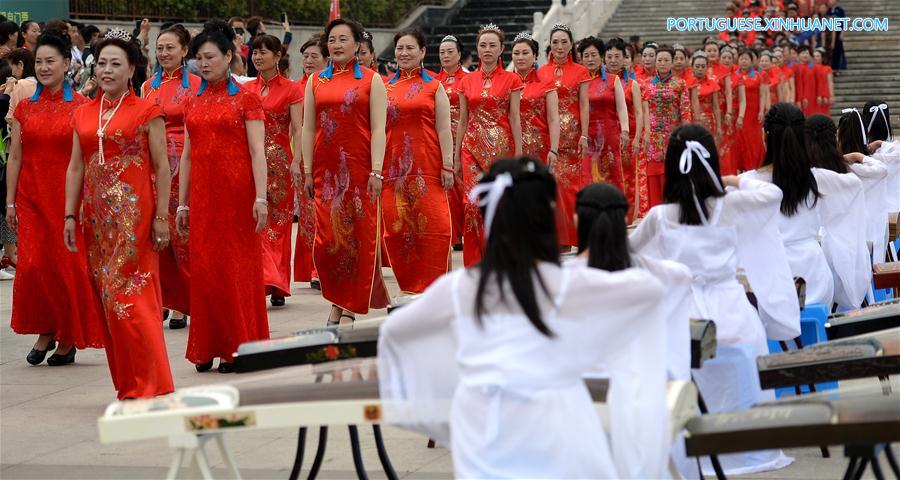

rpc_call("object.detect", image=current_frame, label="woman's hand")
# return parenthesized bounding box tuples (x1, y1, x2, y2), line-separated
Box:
(758, 110, 764, 122)
(152, 217, 170, 252)
(619, 131, 630, 154)
(721, 175, 740, 188)
(253, 201, 268, 232)
(4, 205, 16, 232)
(367, 175, 383, 202)
(630, 137, 640, 161)
(578, 135, 589, 156)
(63, 218, 78, 252)
(642, 131, 650, 151)
(176, 210, 189, 236)
(843, 151, 865, 163)
(867, 140, 883, 153)
(303, 174, 314, 198)
(441, 169, 454, 190)
(546, 150, 558, 172)
(290, 161, 303, 189)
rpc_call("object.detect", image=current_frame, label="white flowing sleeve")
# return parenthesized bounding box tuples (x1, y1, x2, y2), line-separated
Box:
(871, 141, 900, 212)
(815, 168, 871, 309)
(849, 157, 889, 264)
(377, 271, 460, 446)
(729, 177, 801, 340)
(628, 207, 665, 258)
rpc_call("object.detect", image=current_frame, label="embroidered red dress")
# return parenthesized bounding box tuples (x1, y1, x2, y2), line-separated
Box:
(293, 74, 317, 283)
(766, 66, 782, 103)
(519, 68, 554, 162)
(585, 69, 625, 191)
(691, 73, 720, 138)
(73, 91, 173, 399)
(183, 80, 269, 363)
(539, 58, 590, 245)
(245, 74, 302, 297)
(383, 69, 452, 293)
(718, 70, 744, 176)
(614, 69, 642, 220)
(141, 67, 201, 314)
(642, 73, 691, 214)
(437, 67, 467, 246)
(11, 87, 104, 348)
(310, 61, 389, 313)
(734, 68, 768, 172)
(458, 65, 523, 266)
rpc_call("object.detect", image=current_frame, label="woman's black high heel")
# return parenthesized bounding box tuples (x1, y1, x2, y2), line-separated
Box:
(26, 339, 58, 365)
(217, 361, 235, 373)
(195, 360, 214, 372)
(47, 347, 76, 366)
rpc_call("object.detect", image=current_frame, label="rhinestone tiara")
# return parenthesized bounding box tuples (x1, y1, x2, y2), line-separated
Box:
(513, 32, 533, 42)
(104, 27, 132, 42)
(480, 23, 501, 33)
(441, 34, 459, 43)
(551, 23, 570, 32)
(362, 31, 372, 40)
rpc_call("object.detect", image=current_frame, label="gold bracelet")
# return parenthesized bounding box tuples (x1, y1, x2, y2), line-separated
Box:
(154, 215, 168, 222)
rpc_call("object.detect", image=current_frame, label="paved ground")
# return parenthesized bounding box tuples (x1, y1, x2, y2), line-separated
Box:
(0, 234, 890, 479)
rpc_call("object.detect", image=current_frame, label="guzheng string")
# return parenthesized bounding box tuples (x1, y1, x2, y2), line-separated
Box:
(468, 172, 513, 238)
(678, 140, 723, 225)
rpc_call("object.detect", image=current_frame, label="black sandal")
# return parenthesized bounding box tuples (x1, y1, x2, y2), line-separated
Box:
(326, 304, 341, 327)
(195, 359, 214, 372)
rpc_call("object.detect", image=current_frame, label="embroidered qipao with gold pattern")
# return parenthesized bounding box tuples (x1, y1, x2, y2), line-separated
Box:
(437, 67, 467, 245)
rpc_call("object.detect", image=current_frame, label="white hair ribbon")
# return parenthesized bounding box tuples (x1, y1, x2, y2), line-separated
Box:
(867, 103, 891, 141)
(467, 172, 513, 239)
(679, 140, 723, 225)
(842, 107, 867, 145)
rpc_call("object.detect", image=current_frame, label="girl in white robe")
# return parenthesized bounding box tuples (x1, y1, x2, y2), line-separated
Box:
(629, 123, 799, 476)
(743, 104, 869, 310)
(377, 158, 670, 479)
(863, 101, 900, 215)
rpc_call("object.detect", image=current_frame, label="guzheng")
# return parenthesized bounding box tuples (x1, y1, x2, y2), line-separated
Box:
(825, 298, 900, 339)
(757, 326, 900, 390)
(872, 262, 900, 290)
(889, 212, 898, 241)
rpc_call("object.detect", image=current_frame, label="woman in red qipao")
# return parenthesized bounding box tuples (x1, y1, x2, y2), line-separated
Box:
(5, 32, 104, 366)
(672, 44, 689, 81)
(64, 31, 174, 398)
(794, 46, 818, 117)
(300, 19, 390, 324)
(455, 25, 523, 266)
(635, 43, 658, 82)
(382, 29, 454, 293)
(773, 49, 795, 105)
(141, 24, 201, 329)
(608, 39, 644, 221)
(580, 37, 629, 192)
(176, 21, 269, 373)
(716, 47, 746, 176)
(734, 48, 769, 172)
(511, 33, 559, 165)
(689, 52, 723, 150)
(247, 34, 302, 307)
(437, 35, 468, 249)
(539, 24, 591, 247)
(812, 48, 833, 117)
(760, 50, 781, 105)
(291, 35, 327, 290)
(640, 45, 691, 215)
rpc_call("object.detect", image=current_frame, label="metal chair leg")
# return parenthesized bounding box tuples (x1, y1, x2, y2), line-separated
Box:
(852, 457, 869, 480)
(289, 427, 307, 480)
(348, 425, 368, 480)
(842, 456, 859, 480)
(373, 425, 399, 480)
(306, 426, 328, 480)
(695, 386, 728, 480)
(871, 455, 886, 480)
(884, 445, 900, 477)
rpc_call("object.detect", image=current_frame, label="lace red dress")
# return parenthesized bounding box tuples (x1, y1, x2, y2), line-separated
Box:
(585, 69, 625, 191)
(73, 91, 173, 399)
(458, 66, 523, 266)
(11, 87, 104, 349)
(383, 68, 452, 293)
(183, 80, 269, 363)
(310, 61, 389, 314)
(538, 58, 590, 245)
(245, 74, 302, 297)
(293, 74, 317, 283)
(141, 67, 201, 314)
(437, 67, 468, 246)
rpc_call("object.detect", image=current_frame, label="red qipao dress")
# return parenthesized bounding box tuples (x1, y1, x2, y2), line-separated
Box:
(585, 68, 625, 191)
(614, 68, 641, 220)
(813, 63, 832, 116)
(458, 66, 523, 266)
(519, 68, 554, 161)
(310, 61, 389, 313)
(719, 70, 744, 176)
(692, 73, 720, 140)
(141, 66, 201, 314)
(293, 74, 317, 283)
(183, 79, 269, 363)
(437, 67, 467, 245)
(766, 66, 782, 104)
(641, 73, 691, 214)
(73, 91, 173, 399)
(539, 58, 590, 245)
(10, 85, 104, 348)
(245, 74, 302, 297)
(383, 68, 452, 293)
(734, 68, 768, 172)
(795, 61, 818, 117)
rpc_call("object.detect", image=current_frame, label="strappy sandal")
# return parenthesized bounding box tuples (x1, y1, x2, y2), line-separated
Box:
(326, 305, 342, 327)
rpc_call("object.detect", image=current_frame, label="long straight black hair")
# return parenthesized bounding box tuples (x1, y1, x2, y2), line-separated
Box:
(805, 114, 849, 174)
(837, 110, 869, 155)
(663, 123, 725, 225)
(862, 99, 893, 142)
(576, 183, 632, 271)
(474, 157, 560, 337)
(763, 102, 819, 216)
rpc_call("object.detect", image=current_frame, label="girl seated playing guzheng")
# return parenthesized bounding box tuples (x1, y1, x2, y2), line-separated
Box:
(378, 157, 670, 478)
(629, 123, 800, 475)
(863, 100, 900, 216)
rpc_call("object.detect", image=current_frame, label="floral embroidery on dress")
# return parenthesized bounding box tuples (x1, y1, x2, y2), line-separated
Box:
(340, 88, 359, 114)
(323, 147, 365, 278)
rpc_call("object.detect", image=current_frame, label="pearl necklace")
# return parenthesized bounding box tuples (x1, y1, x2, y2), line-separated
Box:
(97, 91, 129, 165)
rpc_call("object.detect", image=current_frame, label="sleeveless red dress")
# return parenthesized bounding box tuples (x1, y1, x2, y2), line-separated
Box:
(383, 68, 452, 293)
(437, 67, 468, 246)
(293, 74, 317, 283)
(183, 80, 269, 363)
(691, 73, 720, 139)
(245, 74, 302, 297)
(311, 61, 389, 313)
(11, 87, 104, 349)
(614, 69, 641, 221)
(585, 69, 625, 191)
(812, 64, 832, 116)
(734, 68, 768, 172)
(458, 65, 523, 266)
(538, 58, 590, 246)
(73, 91, 173, 399)
(141, 67, 201, 314)
(519, 68, 554, 162)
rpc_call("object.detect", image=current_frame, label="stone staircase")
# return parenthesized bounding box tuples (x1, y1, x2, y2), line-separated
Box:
(422, 0, 552, 70)
(599, 0, 728, 50)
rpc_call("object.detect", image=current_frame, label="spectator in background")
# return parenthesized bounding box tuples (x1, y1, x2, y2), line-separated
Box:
(20, 21, 40, 51)
(3, 48, 37, 117)
(228, 17, 248, 59)
(245, 16, 266, 77)
(68, 21, 86, 79)
(827, 0, 847, 73)
(460, 50, 474, 71)
(80, 24, 100, 62)
(0, 21, 19, 58)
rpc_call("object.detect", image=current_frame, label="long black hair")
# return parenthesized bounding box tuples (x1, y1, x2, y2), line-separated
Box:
(473, 157, 559, 337)
(576, 183, 632, 271)
(663, 123, 725, 225)
(837, 110, 869, 155)
(191, 19, 236, 57)
(862, 100, 893, 142)
(763, 102, 819, 216)
(805, 114, 848, 173)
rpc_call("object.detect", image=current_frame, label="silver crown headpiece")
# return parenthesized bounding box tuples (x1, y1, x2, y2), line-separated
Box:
(104, 27, 132, 42)
(551, 23, 571, 32)
(513, 32, 533, 42)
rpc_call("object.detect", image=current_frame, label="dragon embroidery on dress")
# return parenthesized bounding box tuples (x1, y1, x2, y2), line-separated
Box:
(389, 134, 428, 262)
(263, 130, 292, 243)
(324, 147, 364, 278)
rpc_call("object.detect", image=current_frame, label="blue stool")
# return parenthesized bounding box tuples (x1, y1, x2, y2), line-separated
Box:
(767, 303, 838, 398)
